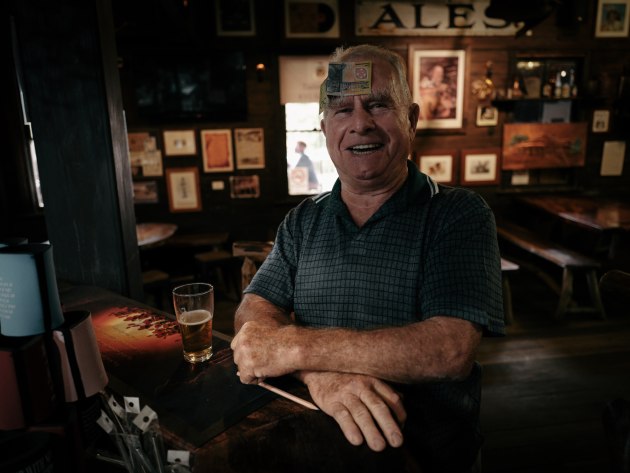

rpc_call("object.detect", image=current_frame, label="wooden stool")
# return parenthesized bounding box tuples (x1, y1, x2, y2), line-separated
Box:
(501, 257, 519, 325)
(194, 250, 241, 301)
(142, 269, 171, 310)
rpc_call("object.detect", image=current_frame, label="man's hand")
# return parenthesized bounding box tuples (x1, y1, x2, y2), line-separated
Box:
(231, 320, 300, 383)
(301, 371, 406, 452)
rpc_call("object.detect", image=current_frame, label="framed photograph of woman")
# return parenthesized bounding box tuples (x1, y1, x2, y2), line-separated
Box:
(410, 48, 466, 130)
(595, 0, 630, 37)
(461, 148, 501, 186)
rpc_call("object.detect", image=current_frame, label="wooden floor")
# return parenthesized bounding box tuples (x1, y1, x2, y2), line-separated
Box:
(210, 269, 630, 473)
(478, 269, 630, 473)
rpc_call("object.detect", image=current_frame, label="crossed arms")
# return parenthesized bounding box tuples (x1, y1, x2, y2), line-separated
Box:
(231, 293, 482, 452)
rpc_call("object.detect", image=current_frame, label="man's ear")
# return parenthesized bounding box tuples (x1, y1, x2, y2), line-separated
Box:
(320, 118, 327, 136)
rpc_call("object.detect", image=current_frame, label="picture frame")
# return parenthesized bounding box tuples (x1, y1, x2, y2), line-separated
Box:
(476, 105, 498, 127)
(215, 0, 256, 36)
(600, 140, 626, 176)
(132, 181, 159, 204)
(592, 109, 611, 133)
(461, 148, 501, 186)
(165, 167, 202, 212)
(163, 130, 197, 156)
(127, 131, 163, 177)
(595, 0, 630, 38)
(229, 175, 260, 198)
(200, 129, 234, 173)
(417, 150, 457, 185)
(284, 0, 340, 38)
(409, 48, 466, 130)
(234, 128, 265, 169)
(502, 122, 588, 170)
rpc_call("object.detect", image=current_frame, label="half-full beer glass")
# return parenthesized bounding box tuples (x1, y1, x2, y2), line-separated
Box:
(172, 283, 214, 363)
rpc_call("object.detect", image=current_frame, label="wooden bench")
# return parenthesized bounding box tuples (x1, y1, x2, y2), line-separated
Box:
(497, 222, 606, 320)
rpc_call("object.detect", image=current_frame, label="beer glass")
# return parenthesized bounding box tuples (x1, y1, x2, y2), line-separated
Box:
(172, 283, 214, 363)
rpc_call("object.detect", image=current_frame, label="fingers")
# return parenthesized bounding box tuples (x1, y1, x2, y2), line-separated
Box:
(359, 388, 404, 449)
(373, 381, 407, 426)
(329, 403, 365, 447)
(305, 372, 403, 451)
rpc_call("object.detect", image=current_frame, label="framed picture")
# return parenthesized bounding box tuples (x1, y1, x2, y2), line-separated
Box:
(163, 130, 197, 156)
(417, 151, 456, 185)
(230, 175, 260, 198)
(595, 0, 630, 37)
(200, 129, 234, 173)
(165, 167, 202, 212)
(592, 109, 611, 133)
(410, 48, 466, 130)
(132, 181, 159, 204)
(127, 131, 163, 177)
(502, 122, 588, 170)
(215, 0, 256, 36)
(461, 149, 501, 186)
(600, 140, 626, 176)
(476, 105, 498, 127)
(284, 0, 339, 38)
(234, 128, 265, 169)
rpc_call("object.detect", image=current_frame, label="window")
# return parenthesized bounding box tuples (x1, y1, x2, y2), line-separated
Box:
(285, 103, 338, 196)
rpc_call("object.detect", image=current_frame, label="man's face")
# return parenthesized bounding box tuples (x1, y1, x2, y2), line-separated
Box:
(321, 58, 419, 192)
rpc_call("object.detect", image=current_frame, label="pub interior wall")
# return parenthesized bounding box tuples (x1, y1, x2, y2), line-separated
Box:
(116, 0, 630, 242)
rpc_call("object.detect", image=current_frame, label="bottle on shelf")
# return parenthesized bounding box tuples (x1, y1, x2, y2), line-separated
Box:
(554, 72, 563, 98)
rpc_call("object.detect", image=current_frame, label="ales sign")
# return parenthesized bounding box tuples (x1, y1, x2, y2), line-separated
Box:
(355, 1, 522, 36)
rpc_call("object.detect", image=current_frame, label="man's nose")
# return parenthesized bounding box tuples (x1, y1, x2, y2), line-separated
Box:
(350, 98, 375, 133)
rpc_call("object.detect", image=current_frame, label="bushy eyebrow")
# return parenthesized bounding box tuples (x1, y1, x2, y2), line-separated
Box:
(327, 90, 396, 110)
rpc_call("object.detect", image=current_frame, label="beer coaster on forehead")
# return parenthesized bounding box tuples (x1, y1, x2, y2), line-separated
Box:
(319, 61, 372, 115)
(326, 62, 372, 97)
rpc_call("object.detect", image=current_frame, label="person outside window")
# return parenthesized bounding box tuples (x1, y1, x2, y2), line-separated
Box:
(294, 141, 320, 191)
(231, 44, 504, 473)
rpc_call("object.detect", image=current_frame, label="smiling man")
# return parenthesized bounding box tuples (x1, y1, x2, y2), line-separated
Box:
(231, 44, 505, 473)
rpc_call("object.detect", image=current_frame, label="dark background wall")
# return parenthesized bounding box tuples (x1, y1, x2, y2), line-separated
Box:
(2, 0, 629, 295)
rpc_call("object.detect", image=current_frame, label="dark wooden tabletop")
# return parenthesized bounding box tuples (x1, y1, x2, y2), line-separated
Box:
(60, 284, 421, 473)
(517, 195, 630, 232)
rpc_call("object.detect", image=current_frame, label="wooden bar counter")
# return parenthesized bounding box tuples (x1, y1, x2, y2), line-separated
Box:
(58, 284, 420, 473)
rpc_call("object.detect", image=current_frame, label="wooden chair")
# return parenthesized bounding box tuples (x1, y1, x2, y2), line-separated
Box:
(194, 250, 241, 301)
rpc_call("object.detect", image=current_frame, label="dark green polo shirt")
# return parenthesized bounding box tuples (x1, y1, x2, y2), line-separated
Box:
(246, 160, 505, 472)
(247, 160, 504, 336)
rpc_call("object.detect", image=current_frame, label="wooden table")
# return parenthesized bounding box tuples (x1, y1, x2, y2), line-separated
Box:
(517, 195, 630, 232)
(516, 194, 630, 262)
(60, 284, 421, 473)
(136, 223, 178, 247)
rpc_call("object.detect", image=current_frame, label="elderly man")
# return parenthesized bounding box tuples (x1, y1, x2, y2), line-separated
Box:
(231, 44, 504, 473)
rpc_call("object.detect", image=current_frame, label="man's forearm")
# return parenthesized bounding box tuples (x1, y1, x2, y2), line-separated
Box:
(234, 293, 293, 332)
(290, 316, 481, 384)
(234, 301, 482, 385)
